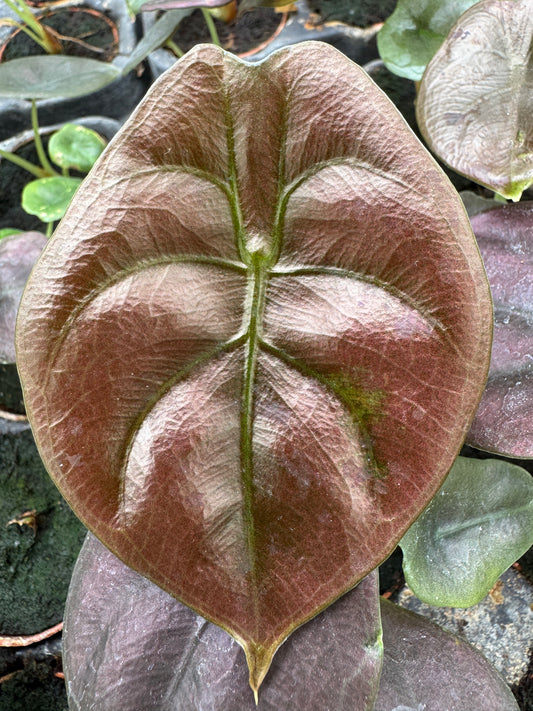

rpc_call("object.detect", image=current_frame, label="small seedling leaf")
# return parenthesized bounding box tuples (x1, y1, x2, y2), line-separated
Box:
(0, 228, 23, 240)
(22, 176, 82, 222)
(48, 125, 107, 173)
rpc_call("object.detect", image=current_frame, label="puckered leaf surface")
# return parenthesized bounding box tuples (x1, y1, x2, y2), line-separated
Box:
(16, 42, 492, 690)
(64, 533, 382, 709)
(467, 203, 533, 457)
(416, 0, 533, 201)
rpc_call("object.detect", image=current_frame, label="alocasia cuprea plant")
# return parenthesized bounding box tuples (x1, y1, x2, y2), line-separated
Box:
(15, 40, 494, 700)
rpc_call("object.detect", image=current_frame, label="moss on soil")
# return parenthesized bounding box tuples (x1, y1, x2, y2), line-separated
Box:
(0, 418, 86, 636)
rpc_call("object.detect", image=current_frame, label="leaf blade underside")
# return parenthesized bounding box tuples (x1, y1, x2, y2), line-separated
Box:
(16, 43, 493, 691)
(416, 0, 533, 200)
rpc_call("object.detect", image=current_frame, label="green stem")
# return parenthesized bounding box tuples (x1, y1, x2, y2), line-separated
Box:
(46, 221, 54, 238)
(3, 0, 59, 53)
(164, 38, 184, 58)
(31, 101, 57, 177)
(201, 8, 221, 47)
(0, 148, 47, 178)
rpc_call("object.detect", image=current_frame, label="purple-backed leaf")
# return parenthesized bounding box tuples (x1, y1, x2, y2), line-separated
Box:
(467, 203, 533, 457)
(16, 43, 492, 690)
(416, 0, 533, 201)
(64, 533, 382, 710)
(375, 599, 520, 711)
(0, 231, 46, 364)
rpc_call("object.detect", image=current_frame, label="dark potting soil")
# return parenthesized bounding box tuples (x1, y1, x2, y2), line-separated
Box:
(1, 7, 118, 63)
(304, 0, 396, 27)
(0, 420, 87, 637)
(0, 635, 67, 711)
(170, 7, 285, 57)
(0, 140, 44, 233)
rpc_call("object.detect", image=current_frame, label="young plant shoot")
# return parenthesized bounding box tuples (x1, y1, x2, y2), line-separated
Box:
(0, 103, 106, 236)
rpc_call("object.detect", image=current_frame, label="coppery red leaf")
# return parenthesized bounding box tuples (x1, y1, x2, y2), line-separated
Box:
(16, 43, 492, 691)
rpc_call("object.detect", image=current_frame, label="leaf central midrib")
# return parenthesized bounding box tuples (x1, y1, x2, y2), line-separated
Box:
(241, 255, 268, 613)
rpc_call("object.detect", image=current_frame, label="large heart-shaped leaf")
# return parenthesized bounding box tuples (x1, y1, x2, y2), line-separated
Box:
(400, 456, 533, 607)
(375, 599, 520, 711)
(0, 231, 46, 364)
(16, 42, 492, 691)
(64, 533, 382, 709)
(416, 0, 533, 201)
(377, 0, 481, 81)
(467, 203, 533, 457)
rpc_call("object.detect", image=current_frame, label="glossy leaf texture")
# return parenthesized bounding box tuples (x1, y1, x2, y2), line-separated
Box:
(467, 203, 533, 457)
(21, 176, 83, 222)
(377, 0, 481, 81)
(0, 231, 46, 363)
(374, 599, 520, 711)
(48, 124, 107, 173)
(64, 533, 382, 710)
(16, 42, 492, 690)
(0, 56, 121, 99)
(416, 0, 533, 201)
(399, 456, 533, 607)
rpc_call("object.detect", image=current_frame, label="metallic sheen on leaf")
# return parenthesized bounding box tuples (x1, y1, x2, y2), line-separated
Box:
(16, 42, 492, 691)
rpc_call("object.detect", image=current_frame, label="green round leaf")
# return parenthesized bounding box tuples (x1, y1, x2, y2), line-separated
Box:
(0, 228, 23, 240)
(416, 0, 533, 200)
(48, 124, 107, 173)
(21, 177, 83, 222)
(377, 0, 481, 81)
(400, 456, 533, 607)
(16, 43, 492, 693)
